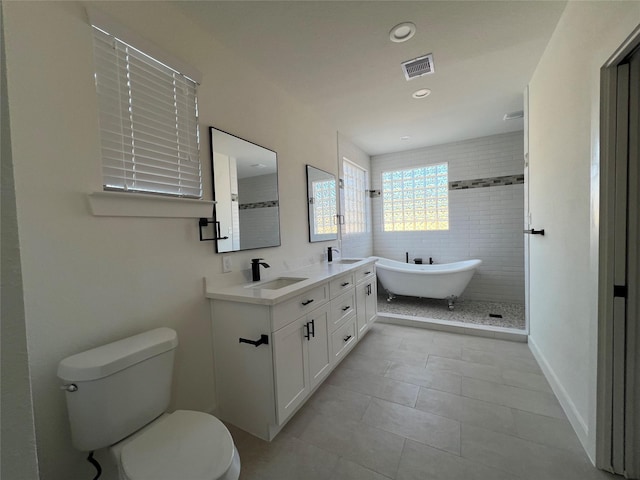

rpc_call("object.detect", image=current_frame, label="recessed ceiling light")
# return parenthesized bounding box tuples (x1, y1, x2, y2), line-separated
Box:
(389, 22, 416, 43)
(412, 88, 431, 99)
(401, 136, 411, 140)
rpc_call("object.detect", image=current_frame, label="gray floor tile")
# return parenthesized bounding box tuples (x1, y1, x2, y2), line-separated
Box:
(427, 355, 503, 383)
(326, 366, 420, 407)
(328, 458, 393, 480)
(461, 424, 616, 480)
(397, 439, 522, 480)
(299, 412, 405, 478)
(250, 436, 339, 480)
(385, 361, 462, 395)
(339, 351, 392, 376)
(502, 368, 553, 393)
(461, 377, 565, 419)
(306, 383, 372, 421)
(399, 338, 463, 360)
(351, 340, 429, 368)
(462, 348, 542, 374)
(514, 410, 586, 456)
(362, 397, 461, 454)
(415, 387, 517, 435)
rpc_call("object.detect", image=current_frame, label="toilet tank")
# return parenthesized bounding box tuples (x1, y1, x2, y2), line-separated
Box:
(57, 328, 178, 451)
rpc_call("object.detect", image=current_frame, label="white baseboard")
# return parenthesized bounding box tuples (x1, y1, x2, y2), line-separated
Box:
(528, 336, 594, 464)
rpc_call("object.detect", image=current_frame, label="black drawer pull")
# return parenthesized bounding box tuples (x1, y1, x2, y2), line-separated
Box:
(341, 282, 350, 287)
(304, 323, 311, 340)
(309, 319, 315, 338)
(301, 299, 314, 306)
(342, 306, 351, 312)
(364, 271, 371, 275)
(343, 335, 352, 342)
(239, 334, 269, 347)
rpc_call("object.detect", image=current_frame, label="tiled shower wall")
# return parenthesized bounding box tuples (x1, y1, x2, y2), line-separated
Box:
(371, 132, 525, 304)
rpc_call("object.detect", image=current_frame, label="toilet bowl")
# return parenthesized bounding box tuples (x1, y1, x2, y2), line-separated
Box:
(111, 411, 240, 480)
(57, 328, 240, 480)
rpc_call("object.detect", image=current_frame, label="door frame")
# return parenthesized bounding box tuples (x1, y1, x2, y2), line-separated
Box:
(596, 24, 640, 477)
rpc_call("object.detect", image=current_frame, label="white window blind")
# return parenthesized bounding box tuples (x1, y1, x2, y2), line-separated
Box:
(382, 163, 449, 231)
(92, 27, 202, 198)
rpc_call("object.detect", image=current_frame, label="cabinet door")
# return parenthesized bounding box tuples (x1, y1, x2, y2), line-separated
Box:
(356, 282, 368, 336)
(365, 278, 378, 326)
(273, 317, 308, 424)
(306, 304, 331, 389)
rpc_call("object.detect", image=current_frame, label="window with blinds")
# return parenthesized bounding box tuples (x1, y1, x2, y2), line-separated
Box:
(382, 163, 449, 231)
(92, 26, 202, 198)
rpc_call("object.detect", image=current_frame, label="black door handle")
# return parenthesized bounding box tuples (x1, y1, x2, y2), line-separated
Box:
(239, 334, 269, 347)
(524, 229, 545, 235)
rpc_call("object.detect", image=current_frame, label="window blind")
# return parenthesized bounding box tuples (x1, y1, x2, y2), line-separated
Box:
(92, 27, 202, 198)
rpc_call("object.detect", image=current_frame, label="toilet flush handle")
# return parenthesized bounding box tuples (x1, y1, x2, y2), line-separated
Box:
(60, 383, 78, 392)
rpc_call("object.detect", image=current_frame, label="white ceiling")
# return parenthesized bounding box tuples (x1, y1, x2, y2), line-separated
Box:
(179, 1, 566, 156)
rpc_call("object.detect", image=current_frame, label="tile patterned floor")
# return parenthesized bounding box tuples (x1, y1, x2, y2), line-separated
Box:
(228, 322, 616, 480)
(376, 293, 526, 330)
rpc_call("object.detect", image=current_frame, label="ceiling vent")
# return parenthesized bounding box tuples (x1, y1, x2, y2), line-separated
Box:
(401, 53, 435, 80)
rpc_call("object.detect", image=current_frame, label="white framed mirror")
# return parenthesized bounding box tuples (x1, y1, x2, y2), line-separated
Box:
(306, 165, 338, 242)
(210, 127, 281, 252)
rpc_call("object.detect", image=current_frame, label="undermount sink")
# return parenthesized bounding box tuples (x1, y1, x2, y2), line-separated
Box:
(332, 258, 362, 265)
(250, 277, 308, 290)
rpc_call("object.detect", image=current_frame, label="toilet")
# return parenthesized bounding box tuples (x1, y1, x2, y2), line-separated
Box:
(58, 327, 240, 480)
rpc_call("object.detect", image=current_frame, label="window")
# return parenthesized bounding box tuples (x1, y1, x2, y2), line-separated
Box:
(311, 178, 338, 236)
(382, 163, 449, 231)
(342, 159, 368, 234)
(92, 26, 201, 198)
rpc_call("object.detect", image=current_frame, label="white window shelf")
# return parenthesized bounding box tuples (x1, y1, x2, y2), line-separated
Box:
(88, 191, 215, 218)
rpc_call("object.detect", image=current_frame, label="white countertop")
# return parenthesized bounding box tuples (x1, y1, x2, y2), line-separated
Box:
(205, 257, 377, 306)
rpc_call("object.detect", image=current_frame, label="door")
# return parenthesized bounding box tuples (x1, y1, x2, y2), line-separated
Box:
(598, 43, 640, 478)
(365, 279, 377, 327)
(523, 85, 531, 332)
(307, 304, 331, 388)
(273, 317, 308, 424)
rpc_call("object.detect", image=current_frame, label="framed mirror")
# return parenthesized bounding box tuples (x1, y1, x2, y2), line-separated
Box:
(306, 165, 338, 242)
(210, 127, 280, 252)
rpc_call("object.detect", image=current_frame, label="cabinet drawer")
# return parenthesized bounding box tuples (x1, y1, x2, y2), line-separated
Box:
(329, 273, 355, 298)
(272, 283, 328, 331)
(354, 264, 375, 284)
(331, 316, 357, 363)
(330, 289, 356, 331)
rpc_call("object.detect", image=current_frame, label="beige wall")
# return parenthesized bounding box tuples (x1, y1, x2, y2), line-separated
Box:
(2, 1, 337, 478)
(528, 0, 640, 462)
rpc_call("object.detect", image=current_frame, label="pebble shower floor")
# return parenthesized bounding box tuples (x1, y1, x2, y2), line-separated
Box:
(376, 292, 525, 330)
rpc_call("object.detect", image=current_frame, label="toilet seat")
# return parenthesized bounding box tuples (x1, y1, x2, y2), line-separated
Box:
(118, 410, 237, 480)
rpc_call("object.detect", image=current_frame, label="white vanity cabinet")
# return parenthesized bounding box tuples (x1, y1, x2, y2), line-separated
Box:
(207, 259, 377, 441)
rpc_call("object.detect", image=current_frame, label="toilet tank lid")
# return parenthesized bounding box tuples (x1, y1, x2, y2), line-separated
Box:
(57, 328, 178, 382)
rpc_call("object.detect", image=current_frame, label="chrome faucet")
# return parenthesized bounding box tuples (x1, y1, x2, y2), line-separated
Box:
(251, 258, 270, 281)
(327, 247, 339, 262)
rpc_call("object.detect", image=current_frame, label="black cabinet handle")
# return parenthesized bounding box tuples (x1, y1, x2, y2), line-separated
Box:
(304, 323, 310, 340)
(341, 282, 350, 287)
(342, 306, 351, 312)
(366, 284, 372, 295)
(309, 319, 315, 338)
(239, 334, 269, 347)
(524, 229, 545, 236)
(343, 335, 352, 342)
(301, 299, 314, 306)
(364, 271, 371, 275)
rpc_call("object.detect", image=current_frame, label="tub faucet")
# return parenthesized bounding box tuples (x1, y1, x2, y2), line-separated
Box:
(327, 247, 340, 262)
(251, 258, 270, 281)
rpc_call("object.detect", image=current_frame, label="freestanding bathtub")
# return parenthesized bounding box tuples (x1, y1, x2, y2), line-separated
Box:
(373, 256, 482, 310)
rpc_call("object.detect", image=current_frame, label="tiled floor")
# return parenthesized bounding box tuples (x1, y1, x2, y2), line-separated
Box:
(377, 293, 526, 330)
(228, 322, 616, 480)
